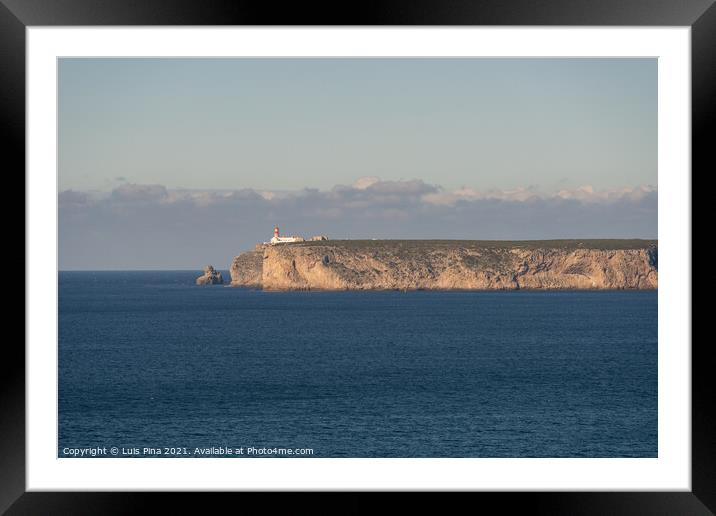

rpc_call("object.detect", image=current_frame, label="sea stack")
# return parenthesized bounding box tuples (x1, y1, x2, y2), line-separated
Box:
(196, 265, 223, 285)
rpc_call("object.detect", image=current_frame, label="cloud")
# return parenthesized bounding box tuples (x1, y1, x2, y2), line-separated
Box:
(161, 188, 265, 207)
(58, 189, 91, 206)
(555, 184, 656, 203)
(111, 183, 168, 202)
(422, 185, 542, 205)
(352, 176, 381, 189)
(58, 178, 657, 269)
(422, 184, 655, 206)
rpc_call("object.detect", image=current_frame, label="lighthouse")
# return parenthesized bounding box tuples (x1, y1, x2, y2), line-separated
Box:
(265, 225, 323, 245)
(270, 225, 305, 244)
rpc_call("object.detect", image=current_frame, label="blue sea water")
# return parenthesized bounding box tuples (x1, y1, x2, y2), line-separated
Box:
(58, 271, 657, 458)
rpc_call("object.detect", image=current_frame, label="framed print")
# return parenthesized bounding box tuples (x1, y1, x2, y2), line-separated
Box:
(7, 0, 714, 513)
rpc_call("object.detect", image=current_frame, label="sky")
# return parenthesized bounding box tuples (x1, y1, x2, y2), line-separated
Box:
(58, 58, 657, 270)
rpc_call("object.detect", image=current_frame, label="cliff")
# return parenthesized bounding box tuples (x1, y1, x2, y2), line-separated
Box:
(230, 240, 657, 291)
(229, 247, 263, 288)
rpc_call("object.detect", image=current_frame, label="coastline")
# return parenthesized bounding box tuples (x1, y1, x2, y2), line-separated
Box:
(229, 239, 658, 292)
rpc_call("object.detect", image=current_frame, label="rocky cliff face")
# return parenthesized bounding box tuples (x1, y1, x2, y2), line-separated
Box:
(230, 240, 657, 291)
(196, 265, 223, 285)
(229, 248, 263, 288)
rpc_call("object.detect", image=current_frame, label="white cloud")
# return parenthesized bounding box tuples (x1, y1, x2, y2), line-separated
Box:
(424, 184, 655, 207)
(63, 178, 657, 210)
(556, 184, 657, 203)
(352, 176, 381, 189)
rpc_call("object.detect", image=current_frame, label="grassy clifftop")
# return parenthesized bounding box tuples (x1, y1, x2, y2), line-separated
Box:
(292, 239, 657, 251)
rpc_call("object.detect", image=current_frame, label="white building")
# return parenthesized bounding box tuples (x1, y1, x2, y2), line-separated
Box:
(270, 225, 305, 244)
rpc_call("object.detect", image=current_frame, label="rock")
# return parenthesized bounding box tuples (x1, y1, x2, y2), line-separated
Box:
(230, 239, 658, 291)
(229, 249, 263, 288)
(196, 265, 223, 285)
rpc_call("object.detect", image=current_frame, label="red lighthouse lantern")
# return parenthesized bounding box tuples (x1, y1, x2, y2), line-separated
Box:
(274, 225, 280, 238)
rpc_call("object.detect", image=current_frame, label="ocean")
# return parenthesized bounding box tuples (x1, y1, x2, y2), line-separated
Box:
(58, 271, 657, 458)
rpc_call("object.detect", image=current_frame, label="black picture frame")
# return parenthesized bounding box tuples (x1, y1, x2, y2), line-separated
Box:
(6, 0, 712, 513)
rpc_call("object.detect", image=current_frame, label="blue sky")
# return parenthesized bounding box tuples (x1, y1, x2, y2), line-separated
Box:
(59, 58, 656, 192)
(58, 58, 657, 269)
